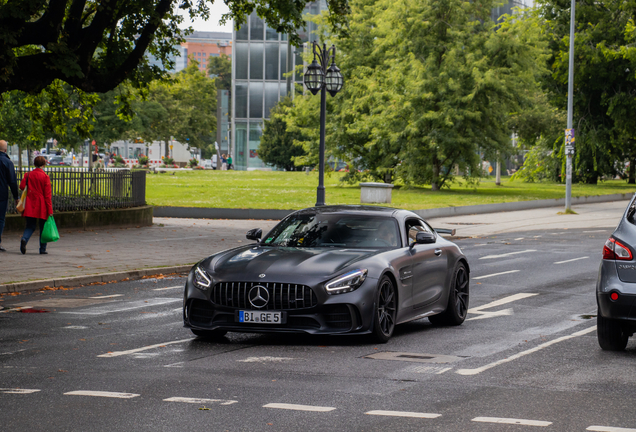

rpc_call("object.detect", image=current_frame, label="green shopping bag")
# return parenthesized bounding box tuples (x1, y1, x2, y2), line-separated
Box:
(41, 215, 60, 243)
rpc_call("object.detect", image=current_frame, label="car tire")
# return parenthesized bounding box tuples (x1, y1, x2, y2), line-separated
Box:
(191, 329, 228, 340)
(597, 312, 628, 351)
(429, 262, 469, 326)
(371, 276, 397, 343)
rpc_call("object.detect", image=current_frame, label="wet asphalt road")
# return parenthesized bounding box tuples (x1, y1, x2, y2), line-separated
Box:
(1, 228, 635, 432)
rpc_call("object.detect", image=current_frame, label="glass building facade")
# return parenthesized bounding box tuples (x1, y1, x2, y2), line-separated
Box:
(231, 3, 324, 170)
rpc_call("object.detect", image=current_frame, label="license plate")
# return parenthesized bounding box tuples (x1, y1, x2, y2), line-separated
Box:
(238, 310, 283, 324)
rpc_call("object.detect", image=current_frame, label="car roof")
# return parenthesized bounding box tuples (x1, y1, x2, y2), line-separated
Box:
(290, 205, 421, 220)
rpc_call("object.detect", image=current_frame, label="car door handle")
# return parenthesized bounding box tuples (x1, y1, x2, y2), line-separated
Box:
(434, 249, 442, 256)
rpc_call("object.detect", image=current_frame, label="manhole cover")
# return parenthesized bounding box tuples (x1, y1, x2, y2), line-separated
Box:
(365, 352, 462, 364)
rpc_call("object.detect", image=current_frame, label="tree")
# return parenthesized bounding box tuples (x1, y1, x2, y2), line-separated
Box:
(132, 60, 217, 156)
(0, 0, 350, 95)
(289, 0, 550, 189)
(259, 97, 307, 170)
(207, 54, 232, 90)
(537, 0, 636, 184)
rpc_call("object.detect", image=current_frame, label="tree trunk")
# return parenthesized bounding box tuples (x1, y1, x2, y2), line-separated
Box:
(165, 138, 170, 160)
(431, 159, 440, 191)
(629, 159, 635, 184)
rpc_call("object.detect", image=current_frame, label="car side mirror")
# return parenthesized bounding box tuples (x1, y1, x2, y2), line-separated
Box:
(409, 232, 436, 249)
(246, 228, 262, 242)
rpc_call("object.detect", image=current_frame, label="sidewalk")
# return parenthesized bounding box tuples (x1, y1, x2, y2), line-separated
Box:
(0, 200, 629, 293)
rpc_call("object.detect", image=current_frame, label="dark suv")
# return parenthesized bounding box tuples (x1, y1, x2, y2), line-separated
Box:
(597, 194, 636, 350)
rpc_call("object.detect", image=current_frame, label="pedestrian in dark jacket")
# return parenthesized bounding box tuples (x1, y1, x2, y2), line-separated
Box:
(19, 156, 53, 255)
(0, 140, 19, 252)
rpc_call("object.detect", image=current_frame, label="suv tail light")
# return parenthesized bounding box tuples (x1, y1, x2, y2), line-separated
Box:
(602, 237, 633, 261)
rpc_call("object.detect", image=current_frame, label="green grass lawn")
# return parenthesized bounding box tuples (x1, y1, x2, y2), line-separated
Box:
(146, 170, 636, 210)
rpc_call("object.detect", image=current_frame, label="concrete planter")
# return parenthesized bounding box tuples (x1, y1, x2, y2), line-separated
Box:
(360, 182, 394, 204)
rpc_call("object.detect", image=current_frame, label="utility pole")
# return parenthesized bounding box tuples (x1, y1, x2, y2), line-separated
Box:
(565, 0, 576, 211)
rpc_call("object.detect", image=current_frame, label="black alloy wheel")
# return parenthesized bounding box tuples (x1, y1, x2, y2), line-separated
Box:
(372, 276, 397, 343)
(597, 312, 628, 351)
(429, 262, 469, 326)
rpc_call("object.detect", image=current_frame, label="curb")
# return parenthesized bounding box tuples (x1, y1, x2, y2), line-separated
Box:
(153, 193, 635, 221)
(0, 265, 193, 295)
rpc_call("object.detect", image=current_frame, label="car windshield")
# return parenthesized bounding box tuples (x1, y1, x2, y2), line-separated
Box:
(262, 214, 400, 248)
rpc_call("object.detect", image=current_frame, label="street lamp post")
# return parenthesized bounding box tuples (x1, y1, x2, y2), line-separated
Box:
(565, 0, 576, 211)
(303, 42, 344, 206)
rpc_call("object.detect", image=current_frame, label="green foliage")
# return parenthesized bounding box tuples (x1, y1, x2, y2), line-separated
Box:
(259, 97, 307, 171)
(139, 155, 149, 166)
(287, 0, 552, 189)
(0, 0, 351, 95)
(207, 54, 232, 90)
(189, 158, 199, 167)
(537, 0, 636, 184)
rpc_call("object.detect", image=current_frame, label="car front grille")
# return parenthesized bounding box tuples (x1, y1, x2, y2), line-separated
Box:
(211, 282, 318, 310)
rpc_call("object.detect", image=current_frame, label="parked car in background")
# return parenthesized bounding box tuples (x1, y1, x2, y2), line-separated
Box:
(183, 205, 468, 343)
(48, 156, 69, 166)
(597, 193, 636, 350)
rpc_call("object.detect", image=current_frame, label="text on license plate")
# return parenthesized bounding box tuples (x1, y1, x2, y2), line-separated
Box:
(239, 311, 282, 324)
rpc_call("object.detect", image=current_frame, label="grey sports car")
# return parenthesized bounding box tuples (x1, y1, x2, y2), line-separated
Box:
(183, 205, 470, 342)
(597, 194, 636, 350)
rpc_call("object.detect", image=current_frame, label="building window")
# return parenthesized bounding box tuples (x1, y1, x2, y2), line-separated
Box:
(235, 82, 248, 118)
(249, 122, 264, 166)
(265, 23, 279, 41)
(236, 20, 249, 40)
(235, 43, 248, 80)
(250, 14, 264, 40)
(249, 82, 263, 118)
(250, 43, 263, 80)
(265, 44, 278, 80)
(235, 122, 248, 169)
(264, 82, 279, 118)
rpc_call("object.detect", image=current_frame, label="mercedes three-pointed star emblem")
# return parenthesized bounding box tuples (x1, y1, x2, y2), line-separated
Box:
(248, 285, 269, 309)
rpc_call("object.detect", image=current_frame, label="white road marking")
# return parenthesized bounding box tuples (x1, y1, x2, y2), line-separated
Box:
(98, 338, 194, 358)
(263, 403, 335, 412)
(587, 426, 636, 432)
(238, 357, 296, 363)
(584, 230, 608, 233)
(480, 250, 537, 260)
(467, 293, 537, 321)
(61, 298, 181, 315)
(514, 237, 524, 241)
(554, 256, 589, 264)
(0, 388, 41, 394)
(64, 390, 139, 399)
(473, 270, 520, 280)
(62, 326, 89, 329)
(472, 417, 551, 427)
(153, 285, 183, 291)
(164, 397, 237, 405)
(88, 294, 123, 299)
(456, 325, 596, 376)
(0, 348, 29, 356)
(366, 410, 441, 419)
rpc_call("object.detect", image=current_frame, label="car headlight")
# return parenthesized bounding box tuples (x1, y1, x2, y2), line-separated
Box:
(193, 266, 212, 291)
(325, 269, 368, 295)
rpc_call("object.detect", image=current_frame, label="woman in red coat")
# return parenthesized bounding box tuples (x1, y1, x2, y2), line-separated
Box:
(19, 156, 53, 254)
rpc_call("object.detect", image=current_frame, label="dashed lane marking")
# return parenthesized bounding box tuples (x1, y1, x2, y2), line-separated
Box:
(514, 237, 524, 241)
(98, 338, 194, 358)
(263, 403, 336, 412)
(153, 285, 183, 291)
(479, 250, 537, 260)
(467, 293, 538, 321)
(0, 388, 40, 394)
(554, 256, 589, 264)
(473, 270, 520, 280)
(456, 326, 596, 376)
(366, 410, 441, 419)
(164, 397, 237, 405)
(472, 417, 551, 427)
(587, 426, 636, 432)
(88, 294, 123, 299)
(64, 390, 139, 399)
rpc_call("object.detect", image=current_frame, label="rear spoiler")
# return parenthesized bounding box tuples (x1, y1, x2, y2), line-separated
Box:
(434, 228, 456, 236)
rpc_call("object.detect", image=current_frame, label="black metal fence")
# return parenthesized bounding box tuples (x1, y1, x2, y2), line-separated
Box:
(7, 168, 146, 214)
